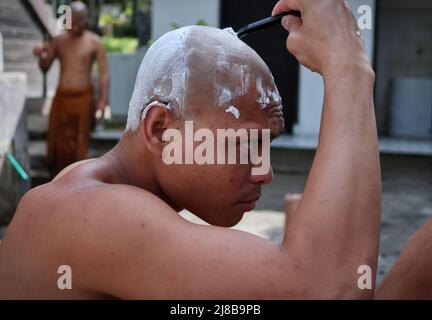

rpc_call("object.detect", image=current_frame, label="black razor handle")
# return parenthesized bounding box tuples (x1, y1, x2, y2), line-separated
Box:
(237, 11, 302, 38)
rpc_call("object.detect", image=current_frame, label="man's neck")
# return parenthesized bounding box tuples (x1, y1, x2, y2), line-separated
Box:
(67, 30, 85, 38)
(102, 134, 182, 212)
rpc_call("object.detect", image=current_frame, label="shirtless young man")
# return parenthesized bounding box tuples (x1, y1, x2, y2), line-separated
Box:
(0, 0, 381, 299)
(33, 1, 110, 176)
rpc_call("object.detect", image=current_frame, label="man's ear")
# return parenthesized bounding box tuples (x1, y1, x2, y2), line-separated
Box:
(139, 102, 176, 155)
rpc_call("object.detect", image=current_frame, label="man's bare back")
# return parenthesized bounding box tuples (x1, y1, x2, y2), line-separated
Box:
(0, 159, 114, 298)
(0, 157, 296, 299)
(0, 157, 163, 299)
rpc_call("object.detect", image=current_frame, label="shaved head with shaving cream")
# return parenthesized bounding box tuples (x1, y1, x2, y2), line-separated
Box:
(115, 26, 286, 226)
(127, 26, 283, 131)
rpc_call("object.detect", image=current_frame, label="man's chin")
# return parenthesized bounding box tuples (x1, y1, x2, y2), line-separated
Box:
(202, 210, 245, 228)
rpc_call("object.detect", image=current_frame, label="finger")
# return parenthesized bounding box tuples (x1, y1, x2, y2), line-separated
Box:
(95, 109, 103, 120)
(341, 2, 367, 51)
(272, 0, 301, 16)
(281, 15, 302, 33)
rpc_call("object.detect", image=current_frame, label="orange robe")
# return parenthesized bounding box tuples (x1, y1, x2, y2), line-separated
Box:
(47, 86, 95, 177)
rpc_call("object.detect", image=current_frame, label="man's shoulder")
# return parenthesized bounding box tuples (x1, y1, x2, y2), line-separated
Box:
(47, 34, 62, 51)
(25, 179, 169, 214)
(52, 33, 68, 44)
(84, 31, 103, 46)
(14, 179, 180, 254)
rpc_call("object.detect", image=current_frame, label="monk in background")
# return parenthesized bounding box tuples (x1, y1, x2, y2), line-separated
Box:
(33, 1, 109, 177)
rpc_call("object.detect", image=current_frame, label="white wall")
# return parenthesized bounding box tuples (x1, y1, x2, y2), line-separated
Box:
(151, 0, 220, 40)
(294, 0, 376, 137)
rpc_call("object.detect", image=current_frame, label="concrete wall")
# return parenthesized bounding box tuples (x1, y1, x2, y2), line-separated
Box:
(108, 47, 147, 120)
(0, 72, 30, 225)
(375, 0, 432, 135)
(294, 0, 376, 137)
(151, 0, 220, 40)
(388, 77, 432, 139)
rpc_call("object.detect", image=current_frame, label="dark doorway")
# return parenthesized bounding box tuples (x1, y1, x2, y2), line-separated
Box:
(220, 0, 299, 133)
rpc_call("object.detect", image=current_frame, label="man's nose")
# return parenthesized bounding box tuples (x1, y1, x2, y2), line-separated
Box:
(249, 166, 273, 185)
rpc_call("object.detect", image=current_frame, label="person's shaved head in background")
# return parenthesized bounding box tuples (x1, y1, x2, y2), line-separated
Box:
(124, 26, 285, 226)
(70, 1, 89, 36)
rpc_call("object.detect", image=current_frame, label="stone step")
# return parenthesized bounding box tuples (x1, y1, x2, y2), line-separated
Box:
(28, 138, 116, 171)
(28, 113, 48, 140)
(30, 168, 50, 188)
(26, 98, 46, 114)
(28, 140, 47, 172)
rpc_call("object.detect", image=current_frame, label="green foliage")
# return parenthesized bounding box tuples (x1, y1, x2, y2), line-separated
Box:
(102, 37, 138, 53)
(195, 19, 208, 27)
(170, 19, 209, 30)
(100, 13, 121, 26)
(170, 22, 181, 30)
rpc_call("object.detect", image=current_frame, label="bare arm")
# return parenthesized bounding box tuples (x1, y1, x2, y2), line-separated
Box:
(95, 38, 110, 119)
(377, 220, 432, 299)
(71, 186, 344, 299)
(33, 37, 58, 73)
(274, 0, 381, 295)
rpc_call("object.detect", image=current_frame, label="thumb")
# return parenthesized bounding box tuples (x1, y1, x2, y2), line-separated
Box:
(281, 15, 302, 33)
(272, 0, 301, 16)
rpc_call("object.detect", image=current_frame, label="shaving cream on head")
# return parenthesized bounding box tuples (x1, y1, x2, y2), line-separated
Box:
(126, 26, 282, 132)
(225, 106, 241, 119)
(223, 27, 238, 39)
(256, 76, 282, 109)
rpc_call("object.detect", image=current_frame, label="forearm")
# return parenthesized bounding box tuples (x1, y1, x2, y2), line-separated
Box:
(38, 54, 51, 73)
(98, 72, 110, 104)
(284, 64, 381, 295)
(315, 64, 380, 253)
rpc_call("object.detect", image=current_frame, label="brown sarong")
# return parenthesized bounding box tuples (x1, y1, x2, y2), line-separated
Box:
(47, 85, 95, 177)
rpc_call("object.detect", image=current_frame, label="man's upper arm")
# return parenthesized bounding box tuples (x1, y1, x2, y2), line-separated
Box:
(76, 186, 303, 299)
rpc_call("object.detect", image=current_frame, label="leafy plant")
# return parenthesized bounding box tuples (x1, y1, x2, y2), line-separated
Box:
(102, 37, 138, 53)
(170, 19, 209, 30)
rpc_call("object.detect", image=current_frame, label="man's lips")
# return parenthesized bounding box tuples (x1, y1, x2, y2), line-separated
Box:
(238, 194, 261, 211)
(239, 195, 261, 204)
